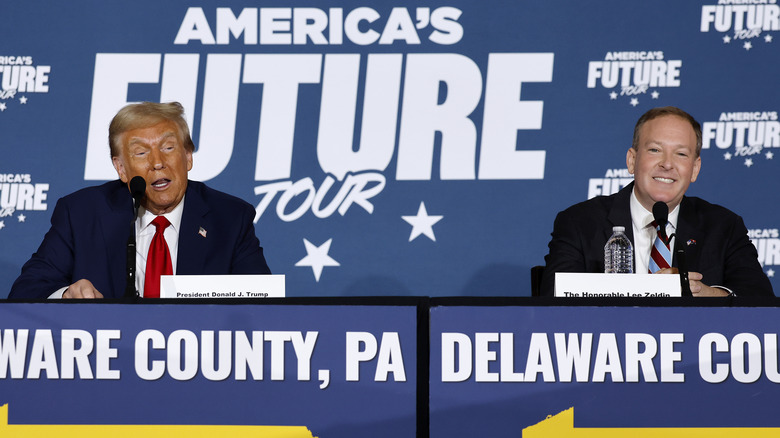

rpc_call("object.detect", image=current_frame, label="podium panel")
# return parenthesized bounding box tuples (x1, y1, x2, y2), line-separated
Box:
(430, 305, 780, 436)
(0, 302, 418, 437)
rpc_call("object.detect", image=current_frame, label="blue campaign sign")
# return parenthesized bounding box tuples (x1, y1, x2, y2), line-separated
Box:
(430, 305, 780, 436)
(0, 302, 417, 437)
(2, 1, 779, 298)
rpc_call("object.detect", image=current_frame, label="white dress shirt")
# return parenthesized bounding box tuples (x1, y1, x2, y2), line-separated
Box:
(135, 196, 185, 297)
(629, 191, 679, 274)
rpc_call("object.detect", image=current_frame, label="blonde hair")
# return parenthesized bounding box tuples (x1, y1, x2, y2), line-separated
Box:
(108, 101, 195, 157)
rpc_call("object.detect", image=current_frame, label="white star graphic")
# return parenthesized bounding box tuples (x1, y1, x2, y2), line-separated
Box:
(0, 102, 6, 111)
(295, 238, 340, 282)
(630, 98, 639, 107)
(744, 41, 752, 50)
(0, 221, 5, 230)
(19, 96, 28, 104)
(767, 269, 775, 278)
(744, 158, 754, 167)
(723, 35, 731, 44)
(651, 90, 660, 99)
(724, 152, 732, 160)
(609, 91, 618, 100)
(766, 34, 773, 43)
(766, 151, 774, 160)
(402, 202, 443, 242)
(18, 214, 26, 222)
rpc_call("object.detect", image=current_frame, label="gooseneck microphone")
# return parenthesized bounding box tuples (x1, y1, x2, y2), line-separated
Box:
(653, 201, 691, 296)
(130, 176, 146, 217)
(125, 176, 146, 299)
(676, 248, 693, 297)
(652, 201, 669, 245)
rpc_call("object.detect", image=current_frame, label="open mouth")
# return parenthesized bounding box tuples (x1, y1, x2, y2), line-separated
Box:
(151, 178, 171, 189)
(653, 177, 674, 184)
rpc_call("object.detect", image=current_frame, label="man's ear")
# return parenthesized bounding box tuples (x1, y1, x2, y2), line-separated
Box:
(186, 149, 193, 172)
(691, 156, 701, 182)
(112, 156, 128, 183)
(626, 147, 636, 174)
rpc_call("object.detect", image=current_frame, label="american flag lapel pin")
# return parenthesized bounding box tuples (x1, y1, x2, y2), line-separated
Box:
(198, 227, 207, 238)
(687, 239, 696, 246)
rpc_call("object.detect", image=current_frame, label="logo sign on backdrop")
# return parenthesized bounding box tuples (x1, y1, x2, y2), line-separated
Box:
(700, 3, 780, 50)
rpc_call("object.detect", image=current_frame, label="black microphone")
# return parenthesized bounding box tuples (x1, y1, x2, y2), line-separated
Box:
(130, 176, 146, 217)
(652, 201, 669, 245)
(676, 248, 693, 297)
(125, 176, 146, 299)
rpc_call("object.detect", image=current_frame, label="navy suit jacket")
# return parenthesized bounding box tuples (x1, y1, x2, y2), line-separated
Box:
(541, 183, 773, 297)
(9, 180, 271, 299)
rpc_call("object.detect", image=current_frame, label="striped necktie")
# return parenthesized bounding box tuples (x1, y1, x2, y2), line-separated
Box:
(648, 220, 672, 273)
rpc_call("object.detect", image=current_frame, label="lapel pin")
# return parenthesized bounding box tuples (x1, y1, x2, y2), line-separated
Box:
(198, 227, 207, 238)
(687, 239, 696, 246)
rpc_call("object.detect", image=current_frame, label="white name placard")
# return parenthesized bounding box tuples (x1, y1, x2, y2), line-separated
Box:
(554, 272, 681, 298)
(159, 275, 285, 298)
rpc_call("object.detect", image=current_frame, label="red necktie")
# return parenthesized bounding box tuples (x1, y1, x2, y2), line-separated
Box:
(648, 220, 672, 273)
(144, 216, 172, 298)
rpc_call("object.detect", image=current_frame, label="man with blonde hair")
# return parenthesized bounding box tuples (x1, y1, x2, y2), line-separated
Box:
(10, 102, 271, 299)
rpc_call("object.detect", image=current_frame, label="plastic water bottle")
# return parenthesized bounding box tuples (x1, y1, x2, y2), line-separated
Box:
(604, 226, 634, 273)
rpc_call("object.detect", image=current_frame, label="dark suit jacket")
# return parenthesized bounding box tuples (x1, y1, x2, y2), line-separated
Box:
(9, 180, 271, 299)
(541, 183, 773, 297)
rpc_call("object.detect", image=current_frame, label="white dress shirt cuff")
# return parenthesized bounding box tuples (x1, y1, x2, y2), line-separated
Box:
(48, 286, 68, 299)
(712, 285, 735, 296)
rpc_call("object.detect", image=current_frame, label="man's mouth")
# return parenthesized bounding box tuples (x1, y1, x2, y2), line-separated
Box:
(653, 177, 674, 184)
(151, 178, 171, 189)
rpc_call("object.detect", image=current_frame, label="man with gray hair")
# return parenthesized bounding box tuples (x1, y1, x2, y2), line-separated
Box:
(10, 101, 271, 299)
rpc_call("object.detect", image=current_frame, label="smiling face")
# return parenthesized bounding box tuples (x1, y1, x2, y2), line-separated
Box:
(626, 114, 701, 212)
(112, 120, 193, 215)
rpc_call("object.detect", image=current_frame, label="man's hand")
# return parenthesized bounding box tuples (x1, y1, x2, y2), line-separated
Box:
(63, 279, 104, 299)
(687, 272, 729, 297)
(653, 269, 729, 297)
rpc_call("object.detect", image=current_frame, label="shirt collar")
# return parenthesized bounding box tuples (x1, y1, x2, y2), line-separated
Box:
(629, 190, 680, 231)
(138, 195, 186, 233)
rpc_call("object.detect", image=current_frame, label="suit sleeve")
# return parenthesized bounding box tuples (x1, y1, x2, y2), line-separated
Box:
(8, 198, 76, 299)
(229, 202, 271, 275)
(540, 210, 590, 296)
(719, 215, 774, 297)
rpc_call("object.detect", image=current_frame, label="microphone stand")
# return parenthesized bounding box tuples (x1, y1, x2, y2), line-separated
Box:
(675, 241, 693, 297)
(125, 177, 146, 299)
(124, 211, 138, 299)
(652, 201, 690, 296)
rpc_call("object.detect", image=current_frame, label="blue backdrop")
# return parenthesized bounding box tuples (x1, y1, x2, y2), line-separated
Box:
(2, 1, 778, 298)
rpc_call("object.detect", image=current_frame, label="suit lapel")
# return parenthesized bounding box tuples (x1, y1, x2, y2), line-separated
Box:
(103, 181, 135, 297)
(674, 197, 702, 272)
(178, 182, 211, 274)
